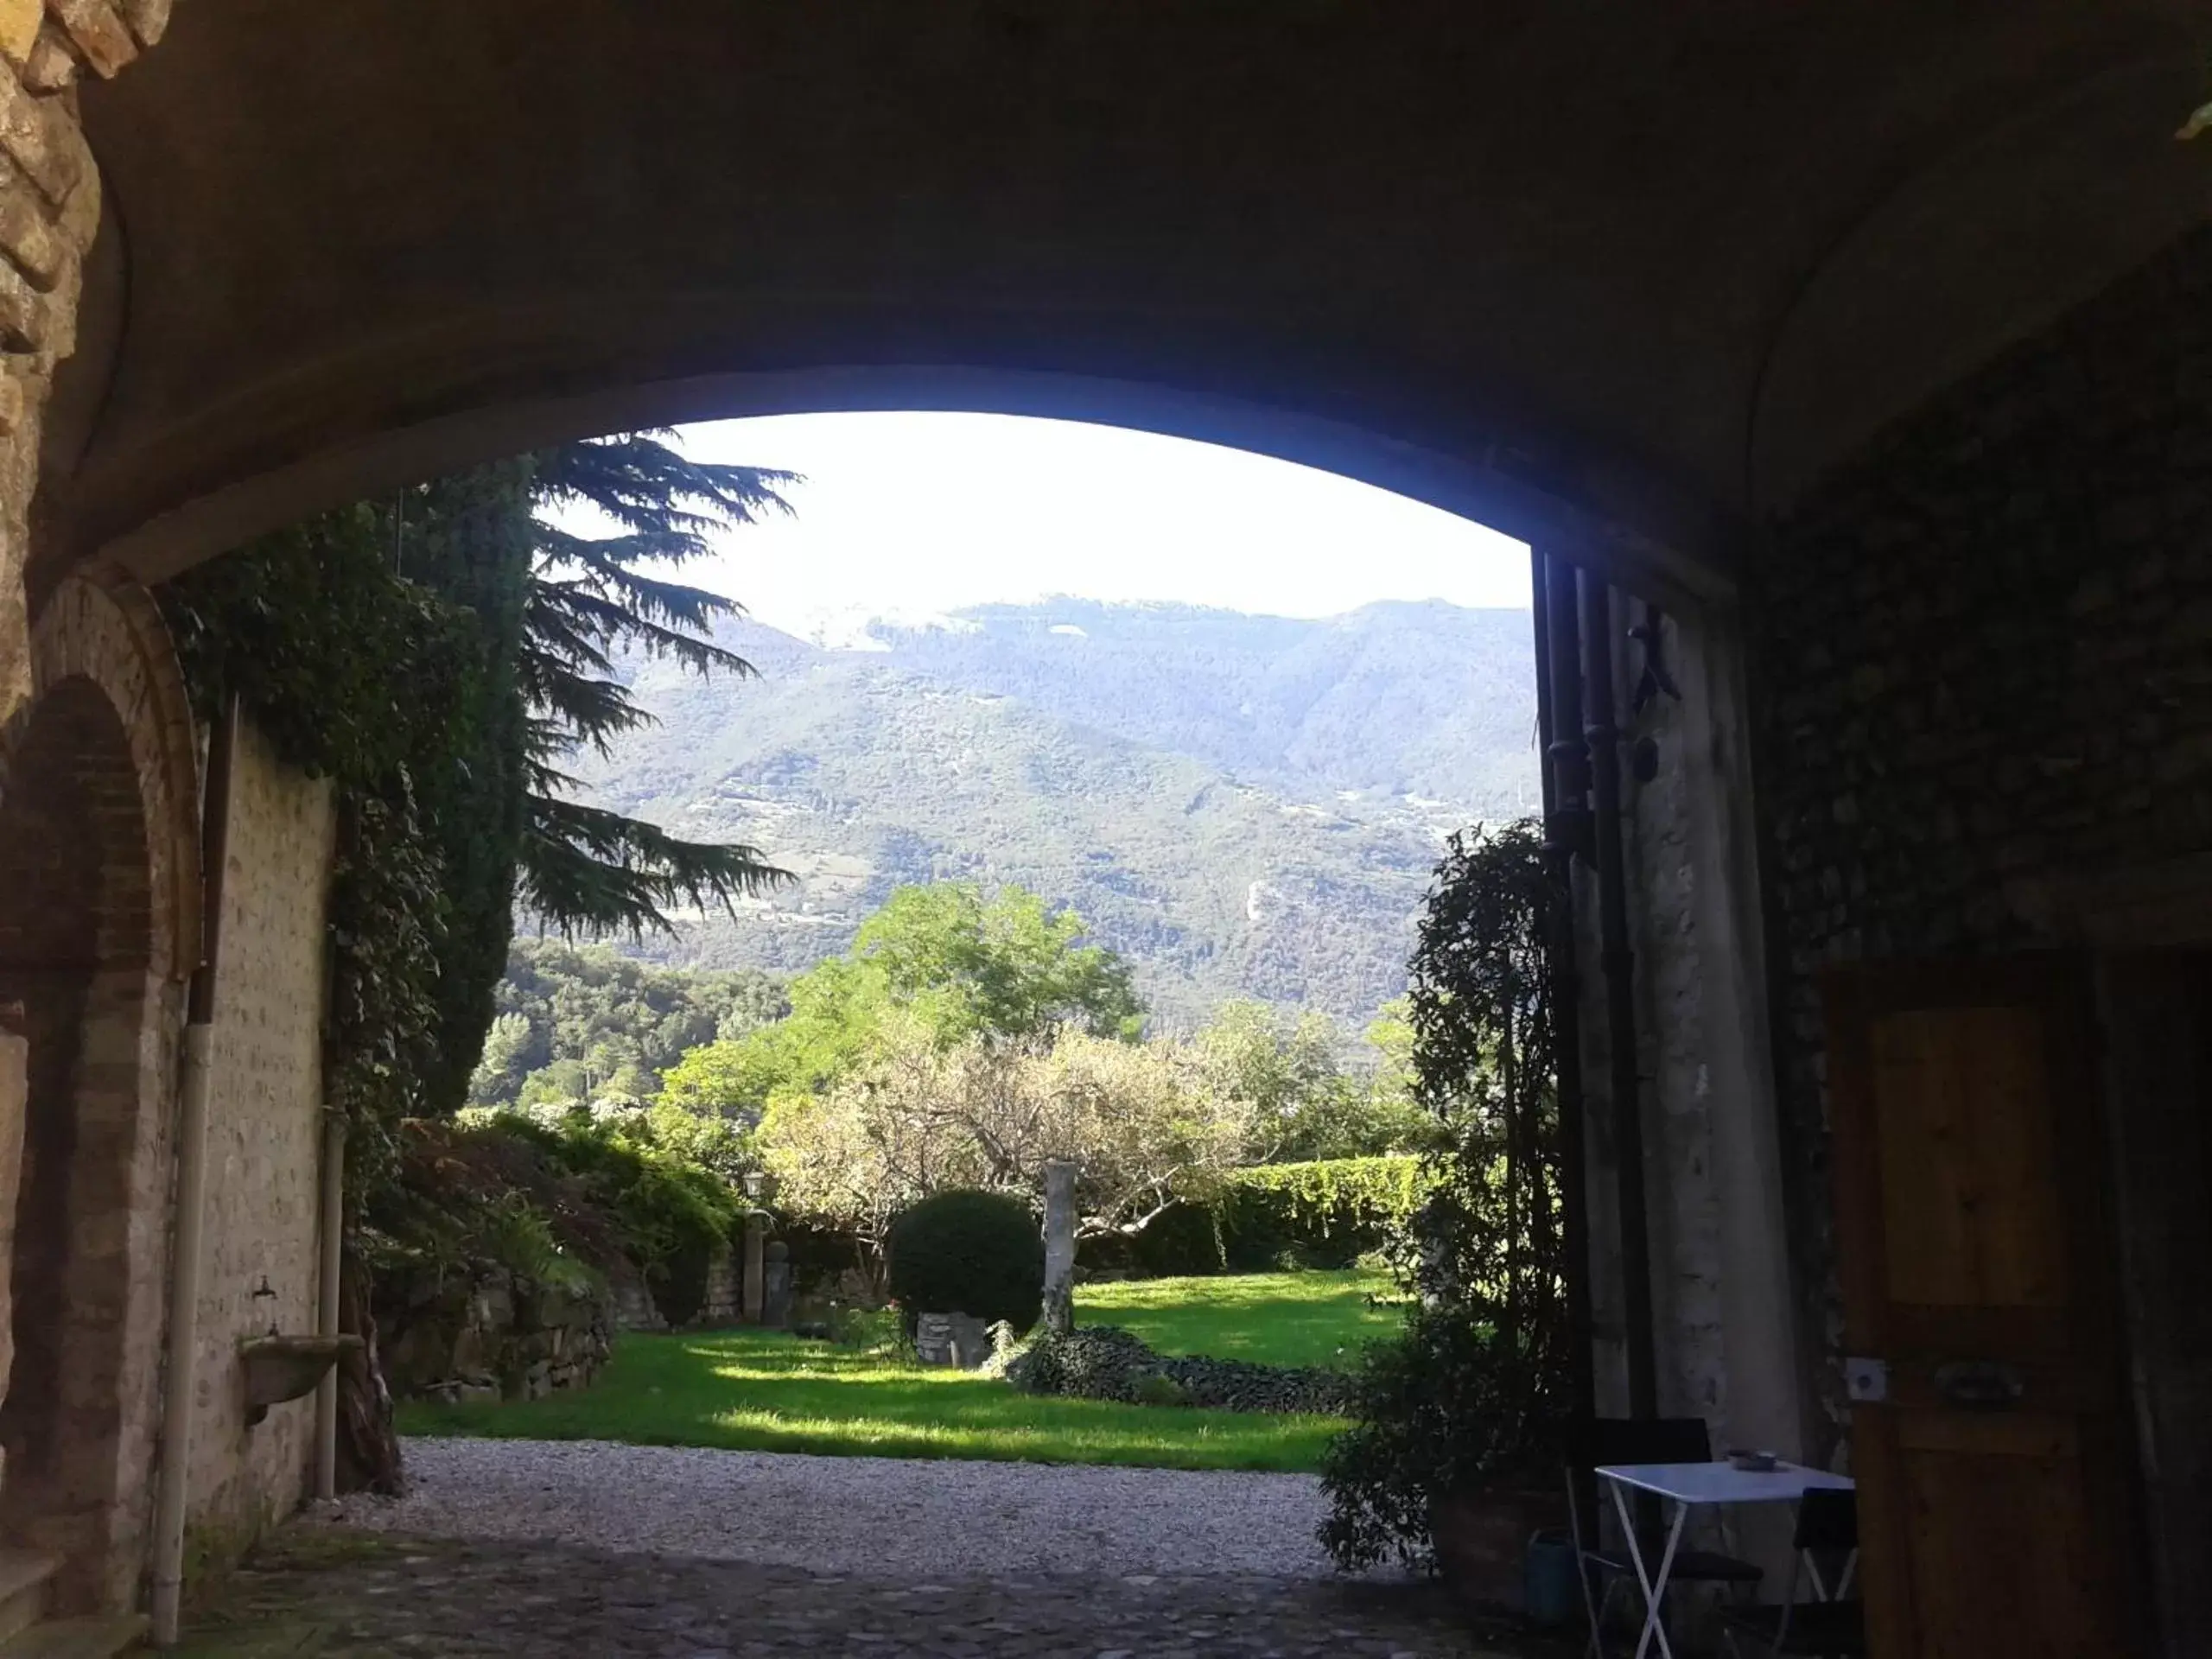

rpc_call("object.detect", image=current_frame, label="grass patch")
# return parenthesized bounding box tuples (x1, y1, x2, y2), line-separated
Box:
(397, 1268, 1405, 1474)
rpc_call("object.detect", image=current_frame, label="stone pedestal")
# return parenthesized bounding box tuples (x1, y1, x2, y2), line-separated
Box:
(913, 1311, 990, 1368)
(742, 1213, 766, 1325)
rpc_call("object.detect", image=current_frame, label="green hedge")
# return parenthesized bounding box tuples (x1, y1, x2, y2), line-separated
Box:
(1116, 1156, 1435, 1277)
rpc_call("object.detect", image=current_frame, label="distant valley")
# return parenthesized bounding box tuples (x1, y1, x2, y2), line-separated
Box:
(569, 599, 1538, 1033)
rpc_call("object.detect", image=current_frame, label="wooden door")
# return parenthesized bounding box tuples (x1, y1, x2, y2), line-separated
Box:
(1824, 956, 2143, 1659)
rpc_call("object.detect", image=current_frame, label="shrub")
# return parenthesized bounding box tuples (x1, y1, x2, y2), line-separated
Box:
(443, 1106, 746, 1325)
(885, 1189, 1044, 1334)
(1318, 1306, 1562, 1571)
(1006, 1323, 1353, 1414)
(1319, 824, 1570, 1573)
(1112, 1155, 1436, 1276)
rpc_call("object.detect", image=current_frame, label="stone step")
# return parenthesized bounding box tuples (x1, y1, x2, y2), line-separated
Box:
(0, 1614, 148, 1658)
(0, 1553, 58, 1645)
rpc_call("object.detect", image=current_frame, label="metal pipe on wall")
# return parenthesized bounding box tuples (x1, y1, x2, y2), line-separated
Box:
(151, 695, 240, 1648)
(1533, 550, 1597, 1429)
(1579, 570, 1659, 1420)
(313, 1108, 344, 1501)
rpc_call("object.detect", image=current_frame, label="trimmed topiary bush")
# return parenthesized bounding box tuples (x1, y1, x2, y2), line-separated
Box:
(886, 1189, 1045, 1335)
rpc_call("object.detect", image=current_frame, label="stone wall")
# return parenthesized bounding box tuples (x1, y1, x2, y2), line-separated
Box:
(182, 712, 332, 1558)
(1583, 594, 1799, 1468)
(0, 2, 168, 726)
(378, 1265, 611, 1406)
(1751, 224, 2212, 1433)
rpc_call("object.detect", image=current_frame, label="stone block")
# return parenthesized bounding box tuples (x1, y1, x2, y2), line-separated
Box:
(0, 255, 41, 353)
(912, 1310, 990, 1369)
(113, 0, 162, 45)
(0, 158, 64, 289)
(0, 54, 80, 203)
(0, 1, 35, 63)
(18, 19, 71, 87)
(45, 0, 132, 77)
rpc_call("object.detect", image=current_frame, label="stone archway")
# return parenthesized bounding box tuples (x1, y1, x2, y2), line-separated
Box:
(0, 572, 196, 1613)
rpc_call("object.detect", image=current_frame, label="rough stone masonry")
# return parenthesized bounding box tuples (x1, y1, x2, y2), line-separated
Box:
(1751, 222, 2212, 1434)
(0, 1, 170, 725)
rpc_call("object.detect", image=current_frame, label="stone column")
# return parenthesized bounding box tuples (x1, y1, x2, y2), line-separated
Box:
(1041, 1159, 1077, 1336)
(741, 1173, 766, 1325)
(761, 1240, 791, 1330)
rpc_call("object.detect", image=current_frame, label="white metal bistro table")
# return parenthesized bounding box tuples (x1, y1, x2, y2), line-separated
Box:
(1593, 1460, 1854, 1659)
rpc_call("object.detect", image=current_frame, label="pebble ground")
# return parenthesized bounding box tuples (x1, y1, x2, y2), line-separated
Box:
(177, 1439, 1568, 1656)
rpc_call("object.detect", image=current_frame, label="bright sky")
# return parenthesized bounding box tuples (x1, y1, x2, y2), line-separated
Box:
(609, 413, 1530, 642)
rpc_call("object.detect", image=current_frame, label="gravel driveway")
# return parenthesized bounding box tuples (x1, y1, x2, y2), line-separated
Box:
(330, 1437, 1362, 1580)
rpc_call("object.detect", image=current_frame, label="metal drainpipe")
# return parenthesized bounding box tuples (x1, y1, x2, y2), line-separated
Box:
(312, 1106, 344, 1501)
(150, 694, 239, 1648)
(1534, 550, 1598, 1432)
(1579, 570, 1659, 1421)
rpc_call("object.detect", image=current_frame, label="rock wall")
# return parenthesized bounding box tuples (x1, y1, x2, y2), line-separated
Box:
(378, 1265, 611, 1406)
(183, 712, 333, 1559)
(0, 3, 169, 725)
(1751, 224, 2212, 1433)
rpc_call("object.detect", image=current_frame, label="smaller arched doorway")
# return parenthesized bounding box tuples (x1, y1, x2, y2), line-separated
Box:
(0, 576, 198, 1614)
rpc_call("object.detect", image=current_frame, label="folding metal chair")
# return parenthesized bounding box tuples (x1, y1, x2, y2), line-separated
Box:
(1718, 1487, 1864, 1657)
(1562, 1415, 1764, 1658)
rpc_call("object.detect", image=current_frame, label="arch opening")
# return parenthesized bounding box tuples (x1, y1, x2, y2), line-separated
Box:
(0, 677, 157, 1612)
(85, 367, 1730, 612)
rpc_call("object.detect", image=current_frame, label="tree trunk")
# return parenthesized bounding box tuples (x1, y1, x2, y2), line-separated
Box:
(335, 1238, 404, 1495)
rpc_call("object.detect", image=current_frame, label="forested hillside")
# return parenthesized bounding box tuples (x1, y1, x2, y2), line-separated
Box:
(471, 939, 786, 1107)
(562, 600, 1535, 1032)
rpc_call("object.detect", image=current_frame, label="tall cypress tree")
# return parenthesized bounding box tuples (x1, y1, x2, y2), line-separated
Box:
(518, 431, 801, 936)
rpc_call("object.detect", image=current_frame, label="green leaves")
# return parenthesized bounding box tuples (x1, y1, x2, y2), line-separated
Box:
(1319, 819, 1568, 1571)
(519, 430, 799, 937)
(517, 794, 785, 939)
(850, 883, 1143, 1046)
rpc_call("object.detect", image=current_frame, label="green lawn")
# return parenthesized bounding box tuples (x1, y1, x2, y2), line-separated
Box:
(1078, 1269, 1402, 1370)
(397, 1268, 1402, 1473)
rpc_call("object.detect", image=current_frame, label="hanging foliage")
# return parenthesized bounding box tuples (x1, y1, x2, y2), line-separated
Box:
(164, 466, 541, 1133)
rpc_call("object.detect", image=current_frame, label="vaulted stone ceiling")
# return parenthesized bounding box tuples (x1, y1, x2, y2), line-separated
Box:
(40, 0, 2212, 590)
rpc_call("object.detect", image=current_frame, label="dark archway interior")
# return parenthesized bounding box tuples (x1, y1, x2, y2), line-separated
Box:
(0, 679, 152, 1610)
(48, 2, 2212, 591)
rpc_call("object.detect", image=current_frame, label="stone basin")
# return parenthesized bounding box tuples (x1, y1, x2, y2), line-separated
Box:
(240, 1333, 363, 1426)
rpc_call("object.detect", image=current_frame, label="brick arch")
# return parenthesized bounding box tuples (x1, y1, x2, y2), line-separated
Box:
(0, 570, 197, 1612)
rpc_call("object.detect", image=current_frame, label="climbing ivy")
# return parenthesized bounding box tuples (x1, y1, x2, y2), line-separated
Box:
(162, 467, 537, 1189)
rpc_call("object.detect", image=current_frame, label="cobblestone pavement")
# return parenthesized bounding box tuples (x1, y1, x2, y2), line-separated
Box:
(180, 1527, 1562, 1656)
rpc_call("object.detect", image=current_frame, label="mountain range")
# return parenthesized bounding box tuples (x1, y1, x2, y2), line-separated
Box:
(572, 599, 1539, 1033)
